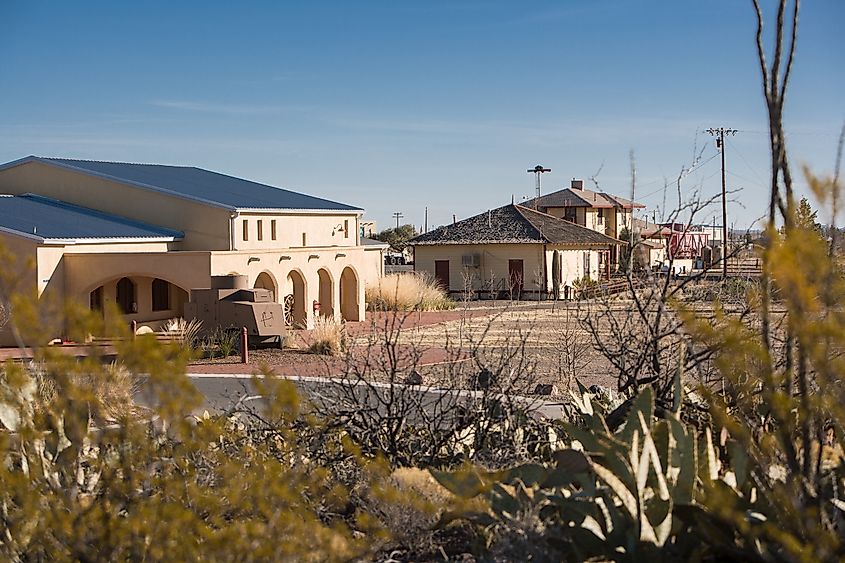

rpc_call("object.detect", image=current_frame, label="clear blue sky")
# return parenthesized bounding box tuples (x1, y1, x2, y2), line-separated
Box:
(2, 1, 842, 230)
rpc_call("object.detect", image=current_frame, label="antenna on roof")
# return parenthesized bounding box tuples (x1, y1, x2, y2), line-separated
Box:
(527, 165, 551, 210)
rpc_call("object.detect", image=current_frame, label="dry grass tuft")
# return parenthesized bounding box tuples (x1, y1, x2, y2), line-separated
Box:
(34, 361, 139, 425)
(366, 273, 453, 311)
(307, 317, 346, 356)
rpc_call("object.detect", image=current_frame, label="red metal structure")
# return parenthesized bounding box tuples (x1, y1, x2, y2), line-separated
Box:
(662, 223, 710, 259)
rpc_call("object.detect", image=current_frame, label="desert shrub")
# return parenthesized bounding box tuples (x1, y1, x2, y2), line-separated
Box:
(162, 317, 203, 351)
(24, 360, 139, 426)
(571, 275, 599, 299)
(306, 317, 346, 356)
(0, 318, 394, 560)
(202, 325, 239, 358)
(366, 272, 453, 311)
(682, 277, 757, 304)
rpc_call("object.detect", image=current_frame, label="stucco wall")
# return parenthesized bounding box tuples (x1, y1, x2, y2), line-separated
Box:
(544, 246, 604, 290)
(0, 161, 232, 250)
(235, 212, 361, 251)
(413, 243, 546, 296)
(0, 233, 38, 345)
(361, 247, 386, 289)
(209, 246, 368, 327)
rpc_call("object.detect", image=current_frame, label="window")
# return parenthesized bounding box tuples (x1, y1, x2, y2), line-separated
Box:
(302, 232, 307, 246)
(90, 286, 103, 311)
(583, 253, 591, 279)
(271, 220, 277, 240)
(257, 220, 263, 241)
(116, 277, 136, 314)
(152, 278, 170, 311)
(597, 209, 605, 224)
(242, 219, 249, 241)
(564, 207, 577, 223)
(343, 219, 349, 238)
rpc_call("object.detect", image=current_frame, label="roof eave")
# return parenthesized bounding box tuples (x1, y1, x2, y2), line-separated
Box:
(234, 207, 364, 214)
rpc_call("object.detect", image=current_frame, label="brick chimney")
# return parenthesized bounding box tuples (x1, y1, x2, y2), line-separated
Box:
(571, 178, 584, 190)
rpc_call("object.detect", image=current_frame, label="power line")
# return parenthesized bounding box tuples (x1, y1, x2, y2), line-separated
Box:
(636, 151, 722, 201)
(724, 136, 766, 187)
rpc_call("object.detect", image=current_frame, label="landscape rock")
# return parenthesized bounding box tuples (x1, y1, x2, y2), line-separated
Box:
(533, 383, 560, 396)
(404, 370, 424, 385)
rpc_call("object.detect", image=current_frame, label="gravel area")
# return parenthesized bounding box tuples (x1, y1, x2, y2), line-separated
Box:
(187, 303, 618, 395)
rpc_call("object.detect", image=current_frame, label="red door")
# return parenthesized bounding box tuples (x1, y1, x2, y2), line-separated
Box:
(434, 260, 450, 291)
(508, 259, 524, 296)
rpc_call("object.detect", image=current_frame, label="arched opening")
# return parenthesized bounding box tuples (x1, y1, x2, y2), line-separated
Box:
(254, 272, 277, 301)
(116, 277, 136, 314)
(317, 268, 333, 318)
(339, 267, 360, 321)
(284, 270, 307, 328)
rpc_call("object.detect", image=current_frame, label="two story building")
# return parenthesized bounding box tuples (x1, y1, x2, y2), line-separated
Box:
(525, 178, 644, 267)
(0, 156, 385, 345)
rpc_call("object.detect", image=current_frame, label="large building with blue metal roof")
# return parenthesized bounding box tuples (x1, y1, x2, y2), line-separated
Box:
(0, 156, 386, 345)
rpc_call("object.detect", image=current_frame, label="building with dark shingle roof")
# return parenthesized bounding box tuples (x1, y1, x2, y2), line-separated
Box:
(0, 156, 381, 346)
(411, 203, 620, 299)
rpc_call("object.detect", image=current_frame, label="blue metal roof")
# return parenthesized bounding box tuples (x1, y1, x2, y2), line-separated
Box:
(0, 194, 183, 241)
(4, 157, 361, 212)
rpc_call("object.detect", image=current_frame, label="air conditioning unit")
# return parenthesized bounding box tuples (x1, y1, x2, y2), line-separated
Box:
(461, 254, 480, 267)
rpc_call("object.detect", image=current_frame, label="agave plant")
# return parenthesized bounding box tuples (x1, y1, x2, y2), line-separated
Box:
(429, 375, 729, 560)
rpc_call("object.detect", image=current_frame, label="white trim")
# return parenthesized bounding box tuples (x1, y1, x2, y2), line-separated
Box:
(0, 225, 181, 245)
(234, 208, 364, 215)
(0, 225, 44, 242)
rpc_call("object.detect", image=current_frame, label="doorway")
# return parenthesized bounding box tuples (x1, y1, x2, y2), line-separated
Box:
(434, 260, 450, 291)
(508, 259, 523, 297)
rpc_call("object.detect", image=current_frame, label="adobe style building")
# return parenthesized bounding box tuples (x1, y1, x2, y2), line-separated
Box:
(524, 178, 645, 269)
(411, 203, 619, 299)
(526, 178, 644, 239)
(0, 156, 386, 345)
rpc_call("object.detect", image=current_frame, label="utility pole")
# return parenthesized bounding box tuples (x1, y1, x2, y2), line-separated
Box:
(706, 127, 737, 279)
(527, 165, 551, 210)
(392, 211, 404, 229)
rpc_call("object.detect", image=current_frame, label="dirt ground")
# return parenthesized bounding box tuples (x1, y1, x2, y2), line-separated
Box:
(188, 302, 619, 394)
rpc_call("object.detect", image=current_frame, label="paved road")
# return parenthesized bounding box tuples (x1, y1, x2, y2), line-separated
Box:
(136, 373, 570, 422)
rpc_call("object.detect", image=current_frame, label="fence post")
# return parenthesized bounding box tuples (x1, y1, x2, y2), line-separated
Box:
(241, 326, 249, 364)
(131, 320, 137, 340)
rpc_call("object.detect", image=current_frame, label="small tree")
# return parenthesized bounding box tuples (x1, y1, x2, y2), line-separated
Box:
(372, 224, 418, 252)
(796, 196, 822, 234)
(618, 226, 645, 273)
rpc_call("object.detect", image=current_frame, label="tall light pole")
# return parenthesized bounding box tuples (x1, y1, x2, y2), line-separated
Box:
(706, 127, 737, 279)
(527, 165, 551, 210)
